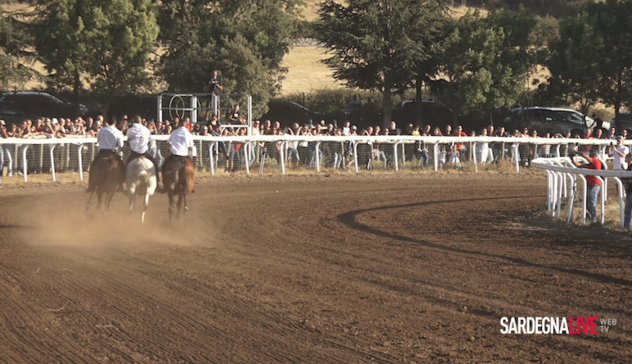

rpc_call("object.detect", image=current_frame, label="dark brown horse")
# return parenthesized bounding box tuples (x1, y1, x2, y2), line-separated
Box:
(162, 155, 195, 223)
(85, 152, 124, 213)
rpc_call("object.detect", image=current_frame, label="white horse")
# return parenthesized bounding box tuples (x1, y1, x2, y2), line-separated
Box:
(126, 156, 157, 224)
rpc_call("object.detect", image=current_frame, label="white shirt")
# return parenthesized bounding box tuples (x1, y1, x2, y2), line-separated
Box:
(97, 124, 124, 150)
(168, 126, 194, 156)
(127, 123, 151, 154)
(613, 145, 630, 170)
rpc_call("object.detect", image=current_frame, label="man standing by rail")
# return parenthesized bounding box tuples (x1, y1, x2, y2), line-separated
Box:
(571, 149, 602, 223)
(622, 153, 632, 230)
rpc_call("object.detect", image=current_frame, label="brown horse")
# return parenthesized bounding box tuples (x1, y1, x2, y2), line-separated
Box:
(85, 152, 124, 213)
(162, 155, 195, 223)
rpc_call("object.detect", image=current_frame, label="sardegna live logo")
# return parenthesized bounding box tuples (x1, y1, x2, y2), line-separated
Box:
(500, 317, 617, 334)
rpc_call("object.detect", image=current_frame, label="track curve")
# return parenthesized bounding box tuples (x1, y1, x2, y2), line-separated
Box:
(0, 173, 630, 363)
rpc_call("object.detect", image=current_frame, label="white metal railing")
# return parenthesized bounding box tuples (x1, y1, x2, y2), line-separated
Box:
(531, 156, 632, 227)
(0, 135, 628, 182)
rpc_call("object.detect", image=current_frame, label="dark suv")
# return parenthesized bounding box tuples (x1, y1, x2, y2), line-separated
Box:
(0, 92, 88, 125)
(260, 99, 326, 126)
(504, 107, 607, 137)
(395, 99, 455, 128)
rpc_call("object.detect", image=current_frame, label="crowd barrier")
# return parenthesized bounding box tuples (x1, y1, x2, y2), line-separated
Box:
(0, 135, 629, 182)
(531, 156, 632, 227)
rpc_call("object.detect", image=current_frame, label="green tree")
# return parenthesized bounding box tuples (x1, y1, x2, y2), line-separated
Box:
(316, 0, 451, 127)
(0, 0, 39, 89)
(544, 0, 632, 118)
(157, 0, 302, 119)
(34, 0, 159, 107)
(545, 12, 602, 123)
(431, 9, 536, 125)
(584, 0, 632, 117)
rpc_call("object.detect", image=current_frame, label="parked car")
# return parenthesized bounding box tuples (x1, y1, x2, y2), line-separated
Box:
(260, 99, 326, 126)
(504, 107, 608, 137)
(0, 91, 88, 125)
(611, 112, 632, 136)
(395, 99, 455, 128)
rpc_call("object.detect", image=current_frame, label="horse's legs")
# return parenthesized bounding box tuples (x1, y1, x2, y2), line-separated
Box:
(85, 191, 95, 212)
(128, 185, 136, 213)
(104, 191, 115, 213)
(182, 190, 189, 215)
(176, 193, 184, 223)
(96, 190, 103, 212)
(141, 190, 150, 224)
(168, 193, 176, 224)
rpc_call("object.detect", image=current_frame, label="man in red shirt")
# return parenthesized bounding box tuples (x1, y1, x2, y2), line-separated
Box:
(453, 125, 468, 160)
(572, 149, 602, 223)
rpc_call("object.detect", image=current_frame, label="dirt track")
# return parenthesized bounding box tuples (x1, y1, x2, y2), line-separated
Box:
(1, 173, 631, 363)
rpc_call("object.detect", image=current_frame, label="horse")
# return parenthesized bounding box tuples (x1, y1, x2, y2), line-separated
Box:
(85, 152, 124, 213)
(126, 156, 157, 224)
(162, 155, 195, 223)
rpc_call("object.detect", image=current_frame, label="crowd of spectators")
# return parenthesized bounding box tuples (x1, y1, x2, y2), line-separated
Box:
(0, 111, 627, 175)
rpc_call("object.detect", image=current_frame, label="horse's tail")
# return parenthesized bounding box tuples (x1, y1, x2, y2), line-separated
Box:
(89, 154, 123, 191)
(127, 157, 157, 189)
(164, 156, 195, 193)
(183, 157, 196, 193)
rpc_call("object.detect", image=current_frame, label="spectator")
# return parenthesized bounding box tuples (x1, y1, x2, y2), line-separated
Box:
(0, 120, 7, 177)
(285, 123, 300, 168)
(476, 128, 490, 166)
(591, 113, 604, 131)
(571, 150, 602, 223)
(342, 120, 351, 136)
(453, 125, 467, 159)
(74, 119, 86, 136)
(539, 133, 552, 158)
(622, 153, 632, 230)
(228, 104, 243, 124)
(204, 69, 223, 119)
(2, 122, 17, 176)
(609, 136, 629, 171)
(331, 128, 344, 169)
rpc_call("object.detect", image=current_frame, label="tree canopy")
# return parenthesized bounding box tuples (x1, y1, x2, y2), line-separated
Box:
(157, 0, 303, 118)
(429, 8, 537, 124)
(317, 0, 451, 127)
(34, 0, 159, 107)
(0, 0, 39, 89)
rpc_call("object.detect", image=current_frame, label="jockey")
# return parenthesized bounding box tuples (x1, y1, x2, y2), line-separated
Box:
(166, 118, 194, 160)
(85, 116, 124, 193)
(126, 115, 163, 192)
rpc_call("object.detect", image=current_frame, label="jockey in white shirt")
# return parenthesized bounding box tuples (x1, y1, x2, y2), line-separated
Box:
(85, 116, 125, 193)
(167, 119, 194, 157)
(126, 115, 163, 192)
(162, 118, 195, 187)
